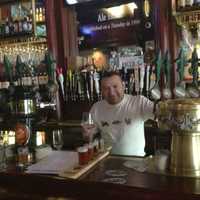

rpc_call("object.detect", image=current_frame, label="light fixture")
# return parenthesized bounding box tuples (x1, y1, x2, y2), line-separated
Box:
(105, 2, 138, 19)
(65, 0, 95, 5)
(65, 0, 78, 5)
(144, 0, 150, 18)
(127, 2, 138, 14)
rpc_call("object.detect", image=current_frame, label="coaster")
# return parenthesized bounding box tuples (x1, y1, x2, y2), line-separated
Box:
(105, 169, 128, 177)
(102, 177, 127, 184)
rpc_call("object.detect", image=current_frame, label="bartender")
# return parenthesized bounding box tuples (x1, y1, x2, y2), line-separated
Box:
(82, 71, 156, 156)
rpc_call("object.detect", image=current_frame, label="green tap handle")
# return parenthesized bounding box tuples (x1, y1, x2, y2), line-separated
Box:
(3, 55, 13, 82)
(175, 48, 188, 82)
(16, 55, 23, 76)
(163, 51, 171, 85)
(154, 50, 162, 83)
(44, 52, 56, 82)
(191, 48, 199, 86)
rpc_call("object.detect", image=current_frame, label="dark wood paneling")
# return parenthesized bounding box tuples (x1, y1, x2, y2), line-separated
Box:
(77, 0, 154, 50)
(64, 101, 93, 120)
(45, 0, 78, 119)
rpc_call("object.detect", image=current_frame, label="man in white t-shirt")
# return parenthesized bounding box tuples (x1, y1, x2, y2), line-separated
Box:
(82, 71, 155, 156)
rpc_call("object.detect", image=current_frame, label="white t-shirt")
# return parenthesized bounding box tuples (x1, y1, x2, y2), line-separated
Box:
(90, 94, 154, 156)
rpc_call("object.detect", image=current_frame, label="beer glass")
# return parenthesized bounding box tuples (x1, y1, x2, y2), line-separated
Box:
(52, 129, 64, 150)
(81, 112, 94, 125)
(81, 112, 96, 142)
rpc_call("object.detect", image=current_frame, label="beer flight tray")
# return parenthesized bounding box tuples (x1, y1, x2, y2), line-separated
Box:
(59, 148, 111, 179)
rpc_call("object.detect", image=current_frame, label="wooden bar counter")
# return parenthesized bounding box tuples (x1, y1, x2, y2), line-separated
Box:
(0, 154, 200, 199)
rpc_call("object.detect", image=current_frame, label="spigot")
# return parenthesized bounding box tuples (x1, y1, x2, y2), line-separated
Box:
(39, 102, 56, 110)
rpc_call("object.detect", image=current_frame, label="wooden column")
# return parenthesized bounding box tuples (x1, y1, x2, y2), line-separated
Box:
(168, 0, 180, 94)
(44, 0, 58, 61)
(153, 0, 178, 97)
(45, 0, 78, 119)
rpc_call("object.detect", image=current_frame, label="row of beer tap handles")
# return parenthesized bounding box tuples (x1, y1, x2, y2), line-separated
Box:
(58, 68, 101, 102)
(59, 65, 155, 102)
(150, 48, 200, 100)
(57, 64, 160, 102)
(56, 48, 199, 102)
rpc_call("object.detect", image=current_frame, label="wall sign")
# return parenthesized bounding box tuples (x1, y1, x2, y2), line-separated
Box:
(77, 1, 154, 49)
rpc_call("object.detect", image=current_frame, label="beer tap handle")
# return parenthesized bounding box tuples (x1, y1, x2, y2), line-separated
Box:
(76, 72, 81, 100)
(74, 72, 79, 101)
(94, 70, 100, 100)
(68, 69, 72, 101)
(139, 65, 145, 95)
(191, 48, 199, 86)
(86, 72, 91, 101)
(134, 65, 140, 95)
(175, 47, 187, 84)
(72, 73, 76, 101)
(89, 71, 94, 101)
(129, 71, 135, 94)
(56, 67, 65, 101)
(82, 71, 90, 101)
(80, 74, 85, 101)
(146, 64, 150, 97)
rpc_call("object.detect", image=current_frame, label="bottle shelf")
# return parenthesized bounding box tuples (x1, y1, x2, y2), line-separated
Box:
(0, 32, 34, 40)
(176, 5, 200, 12)
(36, 21, 46, 25)
(0, 36, 46, 48)
(0, 0, 47, 46)
(174, 9, 200, 26)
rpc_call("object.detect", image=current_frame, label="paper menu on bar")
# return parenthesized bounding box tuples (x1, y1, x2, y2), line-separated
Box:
(26, 150, 78, 174)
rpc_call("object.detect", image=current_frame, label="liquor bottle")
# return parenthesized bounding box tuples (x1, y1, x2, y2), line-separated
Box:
(1, 75, 9, 89)
(9, 18, 14, 36)
(0, 22, 4, 37)
(5, 18, 10, 36)
(27, 16, 33, 33)
(21, 73, 26, 86)
(42, 8, 46, 22)
(0, 22, 2, 37)
(177, 0, 186, 9)
(13, 74, 18, 86)
(26, 73, 32, 86)
(18, 19, 23, 33)
(35, 8, 39, 22)
(39, 8, 43, 22)
(22, 17, 28, 33)
(38, 72, 43, 86)
(32, 71, 39, 86)
(13, 19, 19, 34)
(43, 72, 49, 85)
